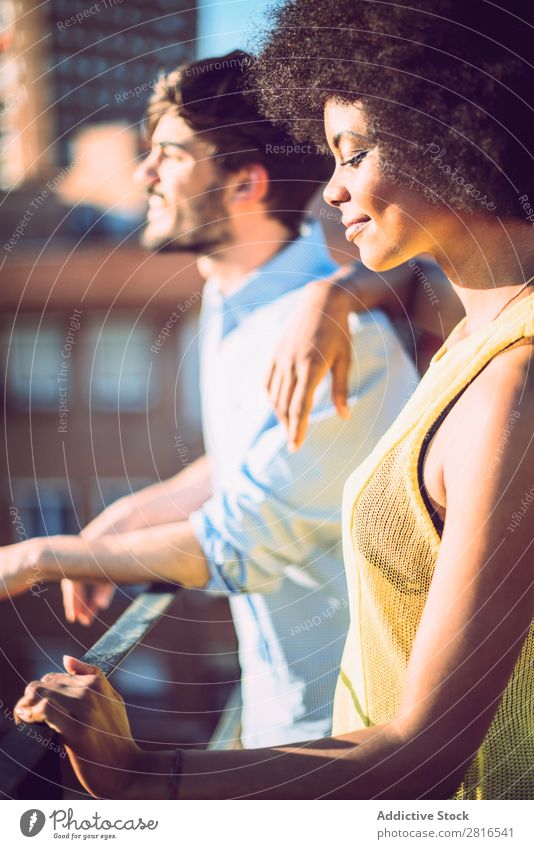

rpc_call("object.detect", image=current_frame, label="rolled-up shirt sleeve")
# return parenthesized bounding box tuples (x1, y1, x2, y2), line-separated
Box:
(189, 408, 346, 595)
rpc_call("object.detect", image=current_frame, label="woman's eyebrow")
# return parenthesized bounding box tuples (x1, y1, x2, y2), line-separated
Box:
(332, 131, 370, 148)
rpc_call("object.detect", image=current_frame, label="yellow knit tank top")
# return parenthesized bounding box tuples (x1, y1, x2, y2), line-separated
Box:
(333, 291, 534, 800)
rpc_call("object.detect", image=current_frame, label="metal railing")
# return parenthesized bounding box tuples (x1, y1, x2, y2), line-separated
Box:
(0, 587, 179, 799)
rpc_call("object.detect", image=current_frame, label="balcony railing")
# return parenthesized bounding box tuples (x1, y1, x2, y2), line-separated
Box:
(0, 586, 241, 799)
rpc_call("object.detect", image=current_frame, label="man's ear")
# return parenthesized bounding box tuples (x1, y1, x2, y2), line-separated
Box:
(230, 163, 270, 206)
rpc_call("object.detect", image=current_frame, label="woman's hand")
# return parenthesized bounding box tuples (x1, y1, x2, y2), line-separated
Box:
(14, 656, 141, 799)
(266, 275, 354, 451)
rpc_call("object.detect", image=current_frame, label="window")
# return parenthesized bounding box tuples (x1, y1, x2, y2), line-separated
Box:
(2, 319, 63, 408)
(88, 317, 157, 411)
(12, 478, 79, 540)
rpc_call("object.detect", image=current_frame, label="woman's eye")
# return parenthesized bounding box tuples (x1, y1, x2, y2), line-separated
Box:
(340, 151, 368, 168)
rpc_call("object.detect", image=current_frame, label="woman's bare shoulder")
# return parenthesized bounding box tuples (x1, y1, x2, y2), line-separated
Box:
(440, 338, 533, 511)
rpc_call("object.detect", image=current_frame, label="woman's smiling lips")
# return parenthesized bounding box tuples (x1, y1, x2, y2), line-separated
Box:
(343, 215, 371, 241)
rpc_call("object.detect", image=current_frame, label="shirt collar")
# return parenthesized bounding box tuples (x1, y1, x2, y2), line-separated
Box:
(204, 219, 337, 338)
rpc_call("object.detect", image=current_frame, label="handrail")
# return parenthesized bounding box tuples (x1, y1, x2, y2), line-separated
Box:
(0, 588, 176, 798)
(82, 589, 176, 676)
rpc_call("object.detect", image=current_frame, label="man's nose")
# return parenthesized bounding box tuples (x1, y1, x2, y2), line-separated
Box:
(323, 169, 350, 208)
(134, 151, 159, 187)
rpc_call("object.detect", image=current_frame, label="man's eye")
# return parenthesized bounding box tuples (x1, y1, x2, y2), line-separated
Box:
(160, 146, 182, 160)
(340, 151, 368, 168)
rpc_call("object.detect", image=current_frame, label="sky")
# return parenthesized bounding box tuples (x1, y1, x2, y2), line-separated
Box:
(196, 0, 276, 58)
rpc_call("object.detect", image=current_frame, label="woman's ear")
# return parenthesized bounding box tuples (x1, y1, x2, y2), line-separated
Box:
(231, 163, 270, 206)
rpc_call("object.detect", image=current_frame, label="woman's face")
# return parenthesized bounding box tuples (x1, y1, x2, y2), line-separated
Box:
(323, 100, 450, 271)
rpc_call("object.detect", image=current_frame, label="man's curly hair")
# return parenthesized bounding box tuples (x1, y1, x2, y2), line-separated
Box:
(254, 0, 533, 218)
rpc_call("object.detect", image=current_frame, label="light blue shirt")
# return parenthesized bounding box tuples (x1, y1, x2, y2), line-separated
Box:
(189, 221, 418, 747)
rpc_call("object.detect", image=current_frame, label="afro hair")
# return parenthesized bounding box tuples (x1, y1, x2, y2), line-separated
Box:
(254, 0, 534, 218)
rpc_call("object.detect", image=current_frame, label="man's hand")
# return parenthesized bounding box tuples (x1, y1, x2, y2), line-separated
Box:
(14, 656, 141, 799)
(61, 496, 137, 627)
(62, 457, 212, 626)
(61, 580, 115, 627)
(266, 276, 353, 451)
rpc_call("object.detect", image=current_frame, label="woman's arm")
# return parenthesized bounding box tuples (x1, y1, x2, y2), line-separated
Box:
(11, 660, 445, 800)
(13, 352, 534, 799)
(266, 260, 458, 450)
(14, 347, 533, 798)
(181, 351, 533, 795)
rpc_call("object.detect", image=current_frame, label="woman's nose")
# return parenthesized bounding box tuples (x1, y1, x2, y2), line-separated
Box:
(323, 169, 350, 207)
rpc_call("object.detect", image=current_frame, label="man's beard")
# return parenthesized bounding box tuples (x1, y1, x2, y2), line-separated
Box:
(140, 185, 232, 255)
(145, 232, 228, 254)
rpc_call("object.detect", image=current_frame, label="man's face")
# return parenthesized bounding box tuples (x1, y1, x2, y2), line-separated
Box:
(134, 112, 233, 253)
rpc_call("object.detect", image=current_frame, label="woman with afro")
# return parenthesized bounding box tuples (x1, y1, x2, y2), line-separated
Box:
(13, 0, 534, 800)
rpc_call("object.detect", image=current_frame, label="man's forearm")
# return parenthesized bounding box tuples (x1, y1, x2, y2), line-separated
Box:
(83, 455, 212, 536)
(135, 454, 212, 524)
(41, 521, 210, 589)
